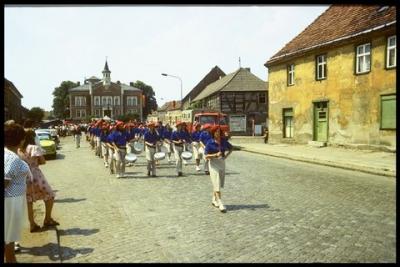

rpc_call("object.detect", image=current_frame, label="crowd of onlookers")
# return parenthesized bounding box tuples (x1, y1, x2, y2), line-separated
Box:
(4, 119, 58, 263)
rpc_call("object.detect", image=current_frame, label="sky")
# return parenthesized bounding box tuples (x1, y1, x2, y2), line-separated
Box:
(5, 5, 329, 111)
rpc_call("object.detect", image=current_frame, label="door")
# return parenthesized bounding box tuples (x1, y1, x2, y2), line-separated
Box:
(313, 101, 328, 142)
(103, 109, 111, 118)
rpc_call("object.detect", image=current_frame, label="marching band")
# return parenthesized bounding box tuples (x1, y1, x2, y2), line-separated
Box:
(80, 118, 233, 212)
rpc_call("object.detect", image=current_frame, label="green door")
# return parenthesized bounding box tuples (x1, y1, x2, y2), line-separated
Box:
(313, 102, 328, 142)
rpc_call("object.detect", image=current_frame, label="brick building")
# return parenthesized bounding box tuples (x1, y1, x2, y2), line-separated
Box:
(4, 78, 28, 123)
(68, 61, 143, 122)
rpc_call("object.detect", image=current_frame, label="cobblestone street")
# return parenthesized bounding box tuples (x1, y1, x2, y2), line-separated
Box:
(18, 135, 396, 263)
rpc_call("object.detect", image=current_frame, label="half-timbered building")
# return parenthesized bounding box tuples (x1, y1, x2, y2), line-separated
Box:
(192, 67, 268, 135)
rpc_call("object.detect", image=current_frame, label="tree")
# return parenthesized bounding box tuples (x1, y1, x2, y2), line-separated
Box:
(27, 107, 45, 123)
(131, 80, 158, 119)
(52, 81, 78, 119)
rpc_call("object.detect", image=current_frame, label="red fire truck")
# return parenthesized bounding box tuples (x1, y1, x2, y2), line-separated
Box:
(181, 109, 230, 136)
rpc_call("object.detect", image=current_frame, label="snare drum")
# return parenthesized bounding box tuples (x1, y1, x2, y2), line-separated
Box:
(154, 152, 166, 161)
(133, 141, 144, 154)
(125, 153, 137, 163)
(182, 151, 193, 160)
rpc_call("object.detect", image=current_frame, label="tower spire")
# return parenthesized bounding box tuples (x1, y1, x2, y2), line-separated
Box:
(102, 57, 111, 85)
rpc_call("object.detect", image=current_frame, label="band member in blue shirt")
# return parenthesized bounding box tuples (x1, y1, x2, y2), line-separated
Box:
(144, 122, 159, 177)
(199, 124, 212, 175)
(111, 121, 129, 178)
(162, 123, 173, 163)
(106, 125, 117, 175)
(205, 125, 233, 213)
(100, 125, 110, 168)
(171, 121, 191, 176)
(191, 123, 203, 172)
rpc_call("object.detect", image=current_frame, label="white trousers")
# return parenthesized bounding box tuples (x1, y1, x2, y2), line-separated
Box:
(173, 144, 184, 173)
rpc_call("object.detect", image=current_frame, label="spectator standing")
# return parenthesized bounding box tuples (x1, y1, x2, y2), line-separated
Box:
(4, 123, 31, 263)
(18, 130, 59, 231)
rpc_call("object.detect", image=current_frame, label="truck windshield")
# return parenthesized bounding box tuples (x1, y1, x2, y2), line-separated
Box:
(199, 115, 227, 125)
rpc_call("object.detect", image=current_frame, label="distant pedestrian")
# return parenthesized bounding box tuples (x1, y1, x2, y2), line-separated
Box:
(4, 122, 31, 263)
(18, 130, 59, 232)
(72, 125, 82, 148)
(205, 126, 233, 213)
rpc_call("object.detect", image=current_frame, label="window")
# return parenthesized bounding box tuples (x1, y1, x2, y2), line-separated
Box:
(356, 43, 371, 74)
(107, 97, 112, 105)
(114, 96, 120, 106)
(387, 35, 396, 68)
(94, 96, 100, 106)
(316, 54, 327, 80)
(381, 94, 396, 129)
(75, 109, 86, 118)
(287, 64, 295, 85)
(102, 97, 107, 106)
(283, 108, 294, 138)
(75, 96, 86, 107)
(95, 109, 101, 116)
(259, 93, 266, 104)
(127, 96, 138, 106)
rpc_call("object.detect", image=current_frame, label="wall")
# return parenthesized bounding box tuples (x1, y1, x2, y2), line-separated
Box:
(267, 34, 396, 147)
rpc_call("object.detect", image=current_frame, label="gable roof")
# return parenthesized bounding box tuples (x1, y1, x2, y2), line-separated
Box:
(4, 78, 23, 98)
(182, 66, 226, 103)
(158, 100, 182, 111)
(265, 5, 396, 66)
(192, 68, 267, 102)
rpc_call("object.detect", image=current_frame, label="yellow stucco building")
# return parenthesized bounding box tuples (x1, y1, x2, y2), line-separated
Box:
(265, 5, 396, 150)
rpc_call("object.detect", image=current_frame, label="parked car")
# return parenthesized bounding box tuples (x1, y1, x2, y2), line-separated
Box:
(36, 128, 60, 147)
(35, 131, 57, 159)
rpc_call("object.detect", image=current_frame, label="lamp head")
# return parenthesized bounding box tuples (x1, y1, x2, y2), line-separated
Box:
(161, 73, 167, 76)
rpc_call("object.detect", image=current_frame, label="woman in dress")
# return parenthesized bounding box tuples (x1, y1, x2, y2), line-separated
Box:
(19, 130, 59, 232)
(4, 122, 31, 263)
(204, 126, 233, 213)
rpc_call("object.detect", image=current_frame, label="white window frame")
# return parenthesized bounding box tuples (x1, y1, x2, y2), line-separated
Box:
(102, 96, 107, 106)
(114, 96, 120, 106)
(107, 96, 112, 106)
(387, 35, 396, 68)
(288, 64, 295, 85)
(356, 43, 371, 74)
(94, 96, 100, 106)
(316, 54, 327, 80)
(127, 96, 138, 106)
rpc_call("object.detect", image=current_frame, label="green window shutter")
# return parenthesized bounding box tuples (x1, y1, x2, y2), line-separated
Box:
(381, 95, 396, 129)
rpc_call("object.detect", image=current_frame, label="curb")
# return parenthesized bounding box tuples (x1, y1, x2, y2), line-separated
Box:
(236, 146, 396, 178)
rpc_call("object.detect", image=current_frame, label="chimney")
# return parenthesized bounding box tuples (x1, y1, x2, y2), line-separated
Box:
(245, 68, 251, 72)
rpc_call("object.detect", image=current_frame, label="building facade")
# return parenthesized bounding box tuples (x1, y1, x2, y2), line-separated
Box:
(192, 67, 268, 136)
(265, 5, 396, 149)
(4, 78, 27, 123)
(68, 61, 143, 122)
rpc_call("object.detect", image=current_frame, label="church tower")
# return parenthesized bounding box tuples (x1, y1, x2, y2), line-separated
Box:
(102, 60, 111, 86)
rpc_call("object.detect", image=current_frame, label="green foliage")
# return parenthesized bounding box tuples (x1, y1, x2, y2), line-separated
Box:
(27, 107, 45, 123)
(131, 80, 158, 119)
(52, 81, 78, 119)
(189, 101, 202, 109)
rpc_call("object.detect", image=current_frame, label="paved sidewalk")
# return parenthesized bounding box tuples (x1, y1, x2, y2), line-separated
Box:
(232, 143, 396, 177)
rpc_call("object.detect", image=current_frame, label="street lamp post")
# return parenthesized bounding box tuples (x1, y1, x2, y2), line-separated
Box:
(161, 73, 183, 110)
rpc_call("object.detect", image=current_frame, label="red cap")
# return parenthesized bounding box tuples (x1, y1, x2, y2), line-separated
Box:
(147, 122, 156, 127)
(202, 124, 212, 130)
(210, 125, 221, 135)
(115, 121, 124, 127)
(176, 121, 186, 126)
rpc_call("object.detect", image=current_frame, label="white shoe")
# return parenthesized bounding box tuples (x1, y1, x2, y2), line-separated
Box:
(105, 162, 109, 168)
(116, 174, 121, 178)
(212, 199, 219, 208)
(196, 166, 201, 171)
(183, 160, 188, 165)
(218, 200, 226, 212)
